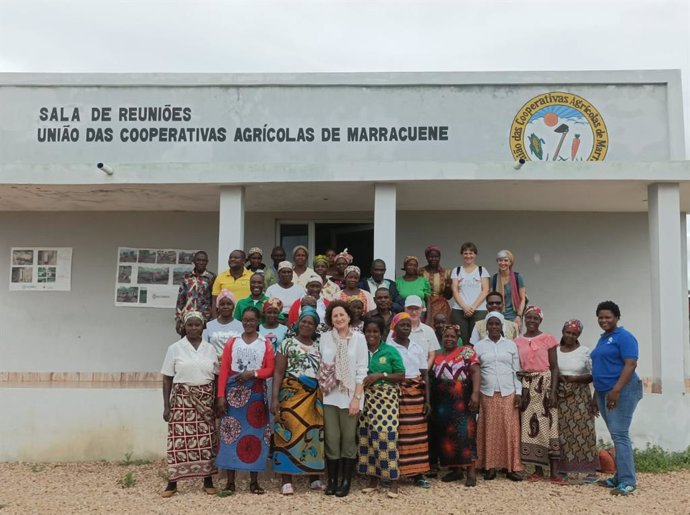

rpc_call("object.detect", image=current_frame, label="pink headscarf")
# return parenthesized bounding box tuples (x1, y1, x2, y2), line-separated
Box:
(216, 289, 236, 307)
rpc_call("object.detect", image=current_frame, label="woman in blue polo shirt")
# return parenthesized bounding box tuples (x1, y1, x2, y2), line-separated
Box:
(590, 300, 642, 496)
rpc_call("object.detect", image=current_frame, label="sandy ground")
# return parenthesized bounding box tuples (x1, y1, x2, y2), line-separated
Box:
(0, 461, 688, 514)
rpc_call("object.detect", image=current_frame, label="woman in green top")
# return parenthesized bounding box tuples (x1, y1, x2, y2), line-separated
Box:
(395, 256, 432, 311)
(357, 316, 405, 498)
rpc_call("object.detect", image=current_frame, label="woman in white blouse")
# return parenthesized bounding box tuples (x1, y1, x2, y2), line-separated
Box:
(161, 311, 219, 498)
(474, 311, 524, 481)
(556, 319, 599, 480)
(319, 300, 368, 498)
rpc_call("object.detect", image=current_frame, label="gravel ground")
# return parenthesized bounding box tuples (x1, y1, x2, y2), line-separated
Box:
(1, 461, 689, 514)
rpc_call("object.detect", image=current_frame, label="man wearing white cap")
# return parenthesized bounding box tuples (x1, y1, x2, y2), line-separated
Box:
(388, 295, 440, 368)
(265, 261, 305, 315)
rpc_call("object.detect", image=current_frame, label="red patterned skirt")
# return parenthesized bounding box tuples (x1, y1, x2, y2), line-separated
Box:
(167, 382, 218, 481)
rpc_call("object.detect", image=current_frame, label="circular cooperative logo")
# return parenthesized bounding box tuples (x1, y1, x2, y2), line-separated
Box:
(509, 92, 608, 162)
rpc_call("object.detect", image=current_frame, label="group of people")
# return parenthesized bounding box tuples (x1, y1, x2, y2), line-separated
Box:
(162, 243, 642, 498)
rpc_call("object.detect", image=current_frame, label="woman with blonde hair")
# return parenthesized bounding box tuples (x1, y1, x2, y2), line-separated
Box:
(490, 250, 526, 331)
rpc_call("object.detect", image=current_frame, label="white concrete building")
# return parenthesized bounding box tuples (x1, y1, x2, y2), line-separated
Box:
(1, 71, 689, 461)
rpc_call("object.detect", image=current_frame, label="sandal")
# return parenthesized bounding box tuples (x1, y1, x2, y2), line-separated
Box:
(361, 487, 378, 494)
(281, 483, 294, 496)
(309, 480, 325, 491)
(387, 490, 399, 498)
(527, 473, 544, 482)
(224, 482, 236, 493)
(250, 482, 265, 495)
(414, 478, 431, 489)
(550, 477, 569, 486)
(483, 469, 497, 481)
(465, 476, 477, 487)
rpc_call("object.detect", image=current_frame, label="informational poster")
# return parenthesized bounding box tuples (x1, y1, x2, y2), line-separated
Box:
(9, 247, 72, 291)
(115, 247, 196, 308)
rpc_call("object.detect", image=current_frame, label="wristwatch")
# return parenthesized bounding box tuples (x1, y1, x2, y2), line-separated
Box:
(354, 393, 363, 400)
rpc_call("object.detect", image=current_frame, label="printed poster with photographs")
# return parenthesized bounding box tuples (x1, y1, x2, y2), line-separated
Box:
(115, 247, 196, 308)
(9, 247, 72, 291)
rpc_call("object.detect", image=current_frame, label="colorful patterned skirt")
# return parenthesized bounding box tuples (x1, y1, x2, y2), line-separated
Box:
(398, 377, 430, 477)
(520, 371, 561, 466)
(216, 376, 270, 472)
(430, 377, 477, 467)
(273, 375, 325, 474)
(358, 382, 400, 480)
(167, 382, 218, 481)
(477, 392, 523, 471)
(557, 381, 600, 473)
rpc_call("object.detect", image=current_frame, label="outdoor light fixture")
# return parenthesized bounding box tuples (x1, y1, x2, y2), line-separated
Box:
(97, 162, 114, 175)
(513, 158, 526, 170)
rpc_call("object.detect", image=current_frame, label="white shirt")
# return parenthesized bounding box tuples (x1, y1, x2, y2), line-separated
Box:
(474, 336, 522, 397)
(557, 345, 592, 376)
(319, 330, 368, 410)
(203, 318, 243, 357)
(388, 339, 427, 378)
(451, 265, 490, 310)
(230, 335, 267, 373)
(293, 267, 316, 287)
(387, 322, 440, 356)
(266, 282, 306, 314)
(161, 337, 219, 385)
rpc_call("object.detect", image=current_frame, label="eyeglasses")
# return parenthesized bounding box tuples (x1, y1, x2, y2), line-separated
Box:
(486, 301, 502, 305)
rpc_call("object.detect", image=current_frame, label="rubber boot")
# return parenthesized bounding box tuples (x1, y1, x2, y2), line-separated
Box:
(335, 458, 356, 497)
(325, 458, 340, 495)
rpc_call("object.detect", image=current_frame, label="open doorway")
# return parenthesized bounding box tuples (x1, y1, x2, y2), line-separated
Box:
(277, 221, 374, 277)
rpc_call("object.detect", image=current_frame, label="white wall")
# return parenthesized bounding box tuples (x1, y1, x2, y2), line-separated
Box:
(0, 212, 219, 372)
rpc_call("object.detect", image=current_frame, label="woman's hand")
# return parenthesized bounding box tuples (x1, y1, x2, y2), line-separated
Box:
(236, 370, 254, 383)
(464, 306, 475, 317)
(514, 317, 522, 331)
(271, 400, 281, 419)
(348, 396, 361, 417)
(590, 395, 600, 417)
(546, 394, 558, 409)
(163, 406, 171, 422)
(362, 373, 381, 388)
(558, 375, 569, 383)
(513, 395, 522, 409)
(469, 392, 479, 412)
(423, 401, 432, 417)
(606, 389, 620, 410)
(215, 397, 227, 418)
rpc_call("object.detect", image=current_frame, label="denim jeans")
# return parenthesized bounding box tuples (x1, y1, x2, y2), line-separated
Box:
(596, 377, 643, 486)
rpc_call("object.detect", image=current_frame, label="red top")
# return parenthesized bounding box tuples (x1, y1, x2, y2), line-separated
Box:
(287, 298, 330, 326)
(217, 335, 275, 397)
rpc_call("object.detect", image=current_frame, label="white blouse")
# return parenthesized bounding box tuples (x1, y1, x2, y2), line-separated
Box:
(389, 340, 427, 378)
(320, 330, 368, 410)
(474, 336, 522, 397)
(557, 345, 592, 376)
(161, 337, 219, 385)
(230, 335, 267, 373)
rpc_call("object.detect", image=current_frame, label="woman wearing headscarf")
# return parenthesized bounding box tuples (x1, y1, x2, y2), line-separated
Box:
(246, 247, 277, 288)
(266, 261, 306, 315)
(515, 306, 562, 482)
(421, 245, 452, 329)
(591, 301, 642, 496)
(338, 265, 375, 313)
(329, 249, 353, 289)
(319, 300, 368, 497)
(429, 324, 481, 487)
(557, 319, 599, 482)
(216, 307, 275, 495)
(313, 254, 341, 301)
(388, 312, 432, 488)
(474, 311, 524, 481)
(292, 245, 316, 288)
(395, 256, 432, 311)
(490, 250, 527, 331)
(259, 297, 288, 428)
(161, 311, 219, 497)
(271, 307, 325, 495)
(203, 289, 244, 358)
(358, 316, 405, 498)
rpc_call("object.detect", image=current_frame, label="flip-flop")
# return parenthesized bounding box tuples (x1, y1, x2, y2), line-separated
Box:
(361, 487, 379, 494)
(414, 478, 431, 488)
(527, 473, 544, 482)
(387, 491, 399, 498)
(250, 482, 265, 495)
